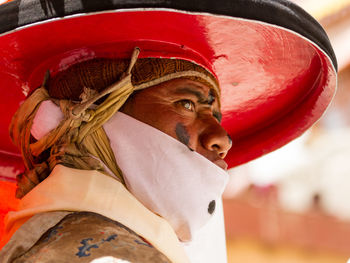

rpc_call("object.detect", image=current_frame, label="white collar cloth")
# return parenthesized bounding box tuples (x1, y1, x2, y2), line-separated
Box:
(104, 112, 229, 242)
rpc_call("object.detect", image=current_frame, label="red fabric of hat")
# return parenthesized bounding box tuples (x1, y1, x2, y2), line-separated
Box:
(0, 0, 337, 174)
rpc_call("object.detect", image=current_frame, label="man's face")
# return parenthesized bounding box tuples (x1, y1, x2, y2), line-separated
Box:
(120, 78, 232, 170)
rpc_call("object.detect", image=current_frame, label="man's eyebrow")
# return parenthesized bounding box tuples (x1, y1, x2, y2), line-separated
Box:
(213, 111, 222, 123)
(207, 90, 215, 105)
(174, 87, 206, 101)
(174, 87, 216, 105)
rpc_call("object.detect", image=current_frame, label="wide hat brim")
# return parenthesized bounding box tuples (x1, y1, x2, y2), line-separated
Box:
(0, 0, 337, 174)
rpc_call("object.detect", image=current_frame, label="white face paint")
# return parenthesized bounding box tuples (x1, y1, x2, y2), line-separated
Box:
(104, 112, 229, 242)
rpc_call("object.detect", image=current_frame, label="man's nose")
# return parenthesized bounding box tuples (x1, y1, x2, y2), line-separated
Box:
(199, 118, 232, 158)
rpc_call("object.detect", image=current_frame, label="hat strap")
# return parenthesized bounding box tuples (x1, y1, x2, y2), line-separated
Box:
(71, 47, 140, 120)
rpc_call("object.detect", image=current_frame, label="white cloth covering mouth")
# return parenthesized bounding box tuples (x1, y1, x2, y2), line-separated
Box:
(104, 112, 229, 242)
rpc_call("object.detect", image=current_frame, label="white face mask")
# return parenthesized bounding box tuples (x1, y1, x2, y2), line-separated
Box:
(104, 112, 229, 242)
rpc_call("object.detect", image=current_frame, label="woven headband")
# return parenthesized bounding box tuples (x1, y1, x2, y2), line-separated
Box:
(47, 49, 220, 102)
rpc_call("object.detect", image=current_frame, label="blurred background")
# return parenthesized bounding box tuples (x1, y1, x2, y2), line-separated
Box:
(224, 1, 350, 262)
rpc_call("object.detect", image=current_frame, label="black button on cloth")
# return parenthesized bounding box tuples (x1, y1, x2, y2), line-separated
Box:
(208, 200, 216, 214)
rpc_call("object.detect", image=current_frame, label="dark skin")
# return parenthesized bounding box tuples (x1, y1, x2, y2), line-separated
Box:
(120, 78, 232, 170)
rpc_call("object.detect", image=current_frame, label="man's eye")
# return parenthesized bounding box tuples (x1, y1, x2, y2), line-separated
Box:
(179, 100, 195, 111)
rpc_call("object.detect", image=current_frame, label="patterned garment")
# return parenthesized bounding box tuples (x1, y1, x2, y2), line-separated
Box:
(11, 212, 171, 263)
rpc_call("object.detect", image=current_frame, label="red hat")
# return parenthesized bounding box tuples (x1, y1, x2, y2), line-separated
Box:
(0, 0, 337, 177)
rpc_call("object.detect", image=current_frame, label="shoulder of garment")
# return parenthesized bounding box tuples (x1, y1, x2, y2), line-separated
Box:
(10, 211, 171, 263)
